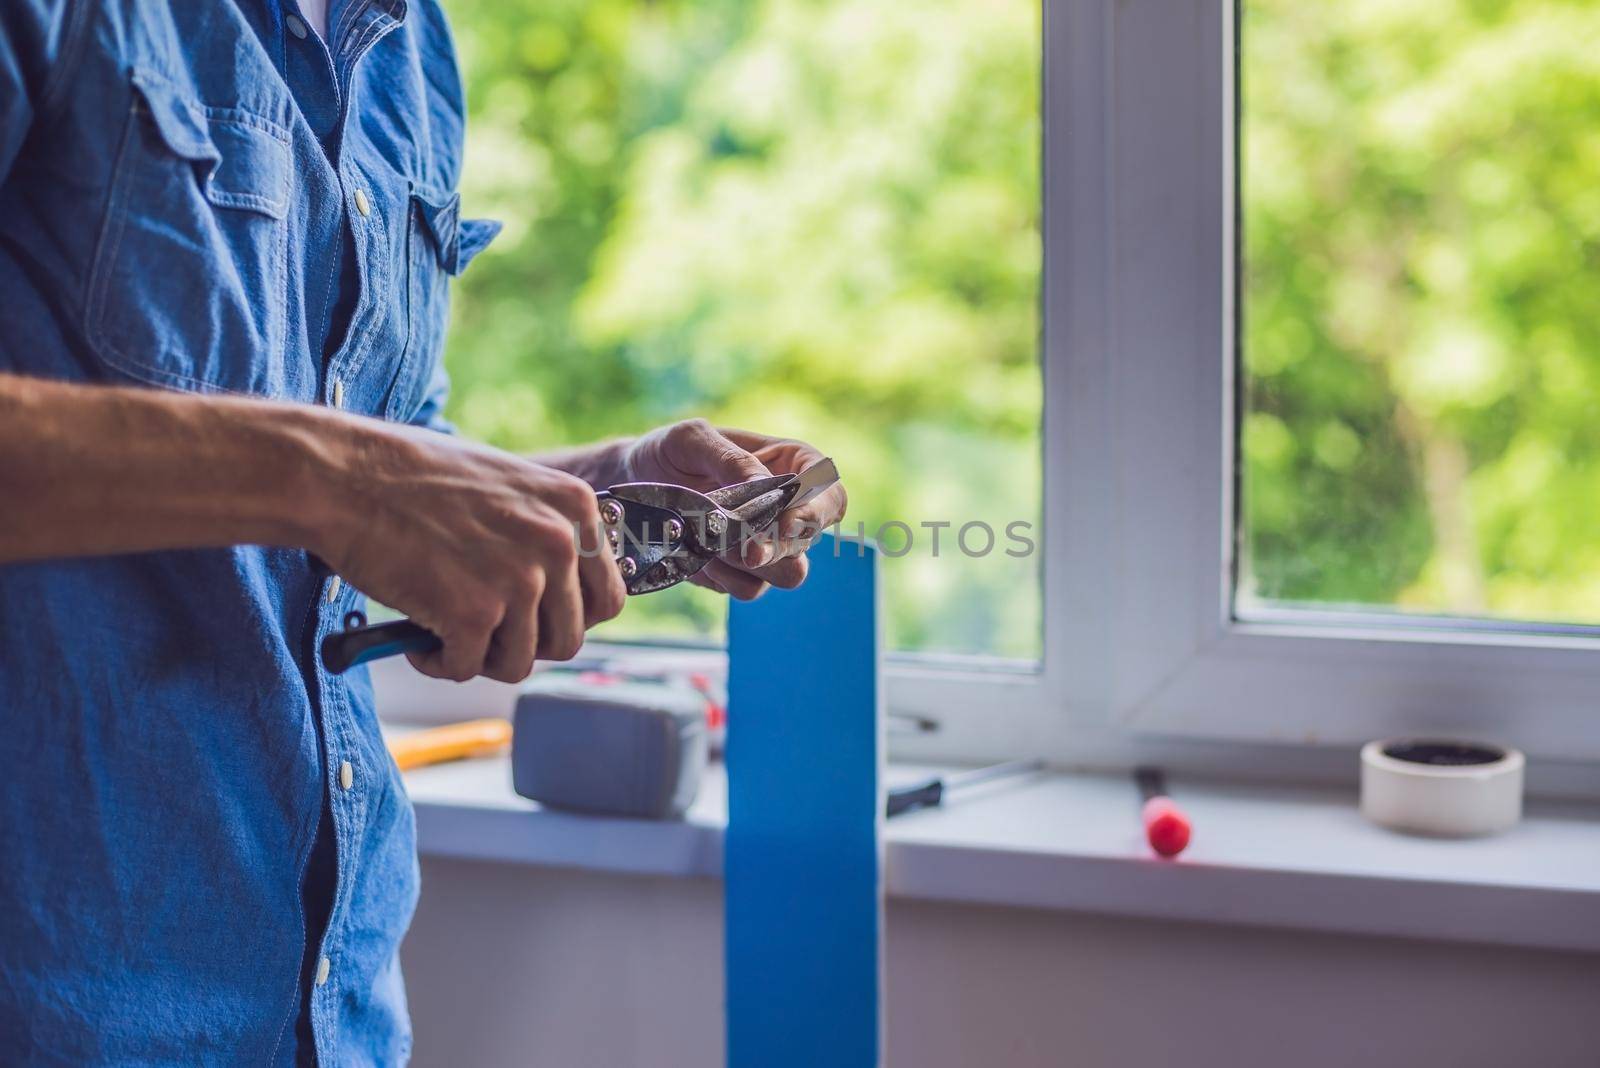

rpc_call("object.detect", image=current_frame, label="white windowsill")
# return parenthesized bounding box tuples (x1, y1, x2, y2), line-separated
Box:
(397, 737, 1600, 954)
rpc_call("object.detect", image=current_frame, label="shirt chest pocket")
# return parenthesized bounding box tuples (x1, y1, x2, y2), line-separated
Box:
(386, 185, 499, 422)
(86, 70, 292, 396)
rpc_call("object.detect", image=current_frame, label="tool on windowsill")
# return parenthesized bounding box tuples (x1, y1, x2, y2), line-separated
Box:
(320, 458, 840, 674)
(388, 718, 512, 771)
(512, 672, 711, 820)
(885, 760, 1045, 819)
(1135, 766, 1192, 858)
(382, 666, 716, 822)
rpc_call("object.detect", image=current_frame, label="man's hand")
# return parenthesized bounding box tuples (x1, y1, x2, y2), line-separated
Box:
(318, 426, 628, 683)
(622, 419, 849, 600)
(0, 375, 627, 683)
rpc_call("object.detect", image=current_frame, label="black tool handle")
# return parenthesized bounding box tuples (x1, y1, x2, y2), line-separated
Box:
(321, 613, 441, 675)
(886, 776, 946, 818)
(886, 760, 1043, 819)
(1134, 765, 1167, 802)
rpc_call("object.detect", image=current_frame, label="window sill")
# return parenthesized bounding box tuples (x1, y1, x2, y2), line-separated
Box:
(396, 734, 1600, 954)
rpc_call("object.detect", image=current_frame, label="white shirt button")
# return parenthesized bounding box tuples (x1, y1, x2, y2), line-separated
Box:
(353, 189, 371, 217)
(326, 576, 342, 602)
(285, 15, 308, 39)
(339, 760, 354, 791)
(331, 376, 344, 409)
(315, 955, 330, 986)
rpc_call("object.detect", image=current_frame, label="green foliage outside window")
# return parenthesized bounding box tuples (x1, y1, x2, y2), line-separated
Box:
(440, 0, 1042, 655)
(438, 0, 1600, 653)
(1242, 0, 1600, 622)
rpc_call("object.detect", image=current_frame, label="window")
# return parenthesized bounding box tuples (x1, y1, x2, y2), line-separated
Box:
(1030, 0, 1600, 773)
(443, 0, 1042, 660)
(414, 0, 1600, 776)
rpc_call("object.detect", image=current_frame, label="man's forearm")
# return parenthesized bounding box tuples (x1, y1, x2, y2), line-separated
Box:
(0, 373, 355, 563)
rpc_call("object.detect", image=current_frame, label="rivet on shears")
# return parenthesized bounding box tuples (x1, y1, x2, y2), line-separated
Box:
(706, 511, 727, 536)
(599, 499, 624, 526)
(665, 518, 683, 543)
(619, 557, 638, 579)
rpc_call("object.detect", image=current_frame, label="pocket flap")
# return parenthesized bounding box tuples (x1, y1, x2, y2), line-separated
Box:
(412, 186, 502, 275)
(131, 69, 219, 165)
(129, 69, 291, 220)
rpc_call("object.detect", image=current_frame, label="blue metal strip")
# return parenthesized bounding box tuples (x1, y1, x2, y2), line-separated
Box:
(725, 535, 882, 1068)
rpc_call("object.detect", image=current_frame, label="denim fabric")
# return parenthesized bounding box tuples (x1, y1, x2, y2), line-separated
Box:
(0, 1, 498, 1062)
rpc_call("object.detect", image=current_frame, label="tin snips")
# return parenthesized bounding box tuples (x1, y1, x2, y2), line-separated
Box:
(321, 458, 840, 674)
(598, 457, 840, 594)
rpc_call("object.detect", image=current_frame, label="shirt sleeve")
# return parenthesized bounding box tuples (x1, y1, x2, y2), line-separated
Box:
(407, 357, 457, 435)
(0, 0, 79, 184)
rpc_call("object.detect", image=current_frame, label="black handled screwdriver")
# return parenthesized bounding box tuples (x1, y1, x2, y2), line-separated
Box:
(886, 760, 1044, 818)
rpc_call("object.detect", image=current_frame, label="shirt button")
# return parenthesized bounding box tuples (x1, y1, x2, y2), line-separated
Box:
(354, 189, 372, 217)
(326, 576, 342, 602)
(339, 760, 354, 791)
(285, 15, 308, 39)
(316, 955, 331, 986)
(331, 376, 345, 409)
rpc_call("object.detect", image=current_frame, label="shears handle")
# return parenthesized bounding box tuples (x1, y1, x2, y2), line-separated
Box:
(320, 612, 441, 675)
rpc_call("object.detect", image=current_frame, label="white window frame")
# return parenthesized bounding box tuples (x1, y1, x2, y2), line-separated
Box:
(383, 0, 1600, 784)
(895, 0, 1600, 780)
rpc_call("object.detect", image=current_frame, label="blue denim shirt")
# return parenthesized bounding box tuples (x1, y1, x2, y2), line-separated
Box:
(0, 1, 497, 1062)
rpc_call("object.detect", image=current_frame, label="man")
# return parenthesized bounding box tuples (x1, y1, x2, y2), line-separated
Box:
(0, 0, 846, 1062)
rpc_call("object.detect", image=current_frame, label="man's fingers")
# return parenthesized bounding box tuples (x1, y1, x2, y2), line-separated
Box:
(576, 517, 628, 627)
(536, 559, 585, 662)
(718, 431, 846, 566)
(687, 571, 729, 595)
(759, 552, 809, 589)
(405, 648, 455, 680)
(482, 586, 539, 684)
(626, 421, 847, 602)
(732, 497, 834, 572)
(723, 545, 810, 589)
(666, 419, 772, 489)
(411, 599, 504, 683)
(771, 484, 846, 557)
(703, 559, 769, 601)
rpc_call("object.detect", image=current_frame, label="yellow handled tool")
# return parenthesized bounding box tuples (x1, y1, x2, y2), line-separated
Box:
(388, 718, 513, 772)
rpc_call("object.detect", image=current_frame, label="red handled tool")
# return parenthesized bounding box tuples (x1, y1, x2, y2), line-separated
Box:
(1134, 766, 1191, 858)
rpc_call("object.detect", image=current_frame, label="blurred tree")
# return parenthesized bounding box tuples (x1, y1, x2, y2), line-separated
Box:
(440, 0, 1041, 655)
(436, 0, 1598, 651)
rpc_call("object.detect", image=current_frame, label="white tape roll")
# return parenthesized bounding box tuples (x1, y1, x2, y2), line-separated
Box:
(1360, 739, 1524, 837)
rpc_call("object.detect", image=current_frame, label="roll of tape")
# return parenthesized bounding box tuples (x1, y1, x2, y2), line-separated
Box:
(1360, 739, 1524, 837)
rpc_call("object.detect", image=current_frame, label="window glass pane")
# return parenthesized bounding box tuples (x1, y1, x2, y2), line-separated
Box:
(1239, 0, 1600, 625)
(443, 0, 1042, 656)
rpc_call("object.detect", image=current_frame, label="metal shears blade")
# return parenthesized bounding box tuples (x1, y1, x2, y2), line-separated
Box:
(773, 456, 839, 515)
(600, 457, 840, 595)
